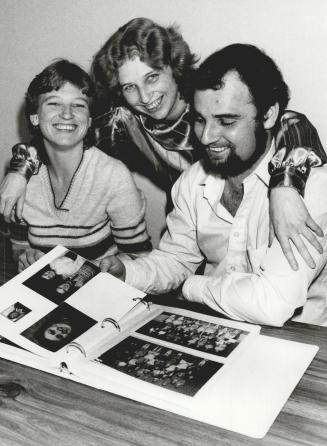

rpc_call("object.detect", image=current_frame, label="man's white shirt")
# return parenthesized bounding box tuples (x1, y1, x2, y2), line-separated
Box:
(124, 143, 327, 326)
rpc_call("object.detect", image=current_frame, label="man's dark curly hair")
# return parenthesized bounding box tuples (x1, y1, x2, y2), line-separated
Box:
(193, 43, 290, 122)
(92, 17, 198, 108)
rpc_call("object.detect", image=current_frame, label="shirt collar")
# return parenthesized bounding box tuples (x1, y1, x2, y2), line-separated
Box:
(248, 139, 276, 187)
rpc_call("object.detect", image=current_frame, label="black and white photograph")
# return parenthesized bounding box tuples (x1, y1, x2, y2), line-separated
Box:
(96, 336, 223, 396)
(23, 251, 100, 304)
(0, 0, 326, 443)
(1, 301, 31, 322)
(21, 303, 97, 352)
(137, 312, 248, 357)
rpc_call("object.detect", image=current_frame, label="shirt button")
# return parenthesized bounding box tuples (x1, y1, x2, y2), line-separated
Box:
(230, 266, 236, 271)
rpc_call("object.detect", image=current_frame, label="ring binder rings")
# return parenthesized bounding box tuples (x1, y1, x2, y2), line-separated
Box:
(66, 342, 87, 357)
(101, 318, 121, 331)
(133, 297, 152, 311)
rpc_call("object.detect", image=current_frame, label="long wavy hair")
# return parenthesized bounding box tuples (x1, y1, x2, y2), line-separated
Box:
(92, 17, 198, 110)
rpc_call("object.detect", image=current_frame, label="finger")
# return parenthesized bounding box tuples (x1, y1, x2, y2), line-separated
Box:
(279, 236, 299, 271)
(290, 235, 316, 269)
(0, 198, 4, 215)
(35, 251, 44, 261)
(99, 258, 114, 273)
(306, 216, 324, 238)
(3, 201, 15, 223)
(18, 261, 24, 273)
(16, 194, 25, 221)
(268, 220, 275, 247)
(301, 227, 323, 254)
(10, 207, 17, 223)
(18, 253, 29, 271)
(26, 250, 37, 266)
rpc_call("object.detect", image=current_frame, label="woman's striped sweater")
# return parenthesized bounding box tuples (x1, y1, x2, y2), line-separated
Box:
(11, 147, 151, 261)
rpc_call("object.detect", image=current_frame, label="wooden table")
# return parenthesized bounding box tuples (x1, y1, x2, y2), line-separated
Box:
(0, 315, 326, 446)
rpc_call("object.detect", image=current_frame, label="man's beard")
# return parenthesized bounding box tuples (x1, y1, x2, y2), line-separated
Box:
(202, 123, 268, 178)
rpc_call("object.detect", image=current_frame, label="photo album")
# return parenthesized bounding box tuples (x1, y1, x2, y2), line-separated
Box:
(0, 245, 319, 438)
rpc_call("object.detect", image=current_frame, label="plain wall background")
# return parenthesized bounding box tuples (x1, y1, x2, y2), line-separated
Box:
(1, 0, 326, 246)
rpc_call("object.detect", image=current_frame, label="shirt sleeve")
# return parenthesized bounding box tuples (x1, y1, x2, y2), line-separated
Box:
(123, 171, 204, 293)
(106, 161, 152, 257)
(269, 110, 327, 196)
(183, 171, 327, 327)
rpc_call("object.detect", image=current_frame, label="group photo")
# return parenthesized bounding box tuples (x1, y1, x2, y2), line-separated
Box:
(0, 0, 326, 444)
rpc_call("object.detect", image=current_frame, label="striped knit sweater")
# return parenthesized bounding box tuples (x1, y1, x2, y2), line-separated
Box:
(11, 147, 151, 261)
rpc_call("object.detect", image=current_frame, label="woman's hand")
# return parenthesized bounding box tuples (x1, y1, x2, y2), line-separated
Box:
(0, 173, 27, 223)
(99, 256, 126, 281)
(18, 249, 44, 272)
(269, 187, 324, 270)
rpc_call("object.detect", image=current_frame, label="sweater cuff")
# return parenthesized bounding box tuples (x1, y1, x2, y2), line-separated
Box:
(269, 166, 307, 197)
(8, 144, 40, 180)
(182, 275, 208, 303)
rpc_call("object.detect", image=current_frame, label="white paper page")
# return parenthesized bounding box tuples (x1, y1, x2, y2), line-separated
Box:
(0, 246, 145, 360)
(71, 334, 318, 438)
(72, 305, 260, 406)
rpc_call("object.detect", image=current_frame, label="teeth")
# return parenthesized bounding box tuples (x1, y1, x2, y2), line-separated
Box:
(146, 97, 161, 111)
(209, 146, 229, 153)
(54, 124, 76, 130)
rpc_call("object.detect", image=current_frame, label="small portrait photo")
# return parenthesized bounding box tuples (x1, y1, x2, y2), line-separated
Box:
(23, 251, 100, 304)
(21, 303, 97, 352)
(96, 336, 223, 396)
(137, 312, 248, 358)
(1, 302, 31, 322)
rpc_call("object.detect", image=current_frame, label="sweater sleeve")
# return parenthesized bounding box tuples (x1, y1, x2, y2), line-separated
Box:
(106, 160, 152, 256)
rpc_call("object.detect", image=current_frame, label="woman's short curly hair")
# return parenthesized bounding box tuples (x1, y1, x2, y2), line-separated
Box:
(25, 59, 95, 161)
(26, 59, 95, 118)
(92, 17, 198, 106)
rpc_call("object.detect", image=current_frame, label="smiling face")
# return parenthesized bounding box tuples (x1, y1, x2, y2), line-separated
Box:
(30, 82, 92, 152)
(193, 70, 273, 177)
(118, 56, 185, 122)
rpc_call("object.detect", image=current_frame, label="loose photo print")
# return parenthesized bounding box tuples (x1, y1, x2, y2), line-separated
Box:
(1, 302, 31, 322)
(137, 312, 248, 358)
(23, 250, 100, 304)
(21, 303, 97, 352)
(96, 336, 223, 396)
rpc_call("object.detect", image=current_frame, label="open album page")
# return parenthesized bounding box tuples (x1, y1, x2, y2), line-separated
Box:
(74, 305, 260, 406)
(0, 245, 145, 361)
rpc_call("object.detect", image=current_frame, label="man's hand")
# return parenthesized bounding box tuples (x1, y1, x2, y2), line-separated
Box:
(18, 249, 44, 272)
(0, 173, 27, 223)
(99, 255, 126, 281)
(269, 187, 324, 270)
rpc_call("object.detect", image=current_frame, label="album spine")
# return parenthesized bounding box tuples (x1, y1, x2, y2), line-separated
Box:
(61, 298, 153, 374)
